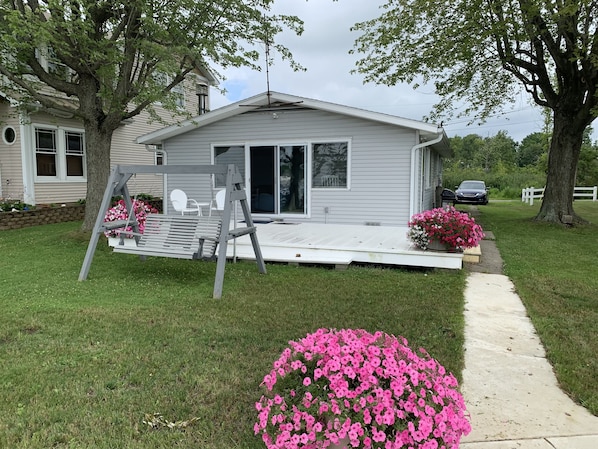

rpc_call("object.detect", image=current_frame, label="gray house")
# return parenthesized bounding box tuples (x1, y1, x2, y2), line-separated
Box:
(136, 91, 451, 227)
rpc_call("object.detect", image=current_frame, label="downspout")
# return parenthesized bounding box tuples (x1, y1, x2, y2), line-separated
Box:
(409, 129, 444, 218)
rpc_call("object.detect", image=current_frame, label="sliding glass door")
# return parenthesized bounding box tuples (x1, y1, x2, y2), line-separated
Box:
(250, 145, 306, 215)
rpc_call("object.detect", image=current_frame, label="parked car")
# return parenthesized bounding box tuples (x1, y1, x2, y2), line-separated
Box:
(454, 180, 489, 205)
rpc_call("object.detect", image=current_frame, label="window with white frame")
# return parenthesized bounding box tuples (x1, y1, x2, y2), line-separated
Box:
(312, 141, 349, 188)
(154, 145, 165, 168)
(34, 126, 85, 180)
(153, 72, 185, 109)
(171, 82, 185, 109)
(35, 46, 73, 81)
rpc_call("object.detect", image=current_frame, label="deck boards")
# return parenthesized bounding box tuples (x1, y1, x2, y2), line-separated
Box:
(226, 222, 463, 269)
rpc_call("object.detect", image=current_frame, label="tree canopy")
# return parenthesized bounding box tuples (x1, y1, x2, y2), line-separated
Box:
(352, 0, 598, 224)
(0, 0, 302, 229)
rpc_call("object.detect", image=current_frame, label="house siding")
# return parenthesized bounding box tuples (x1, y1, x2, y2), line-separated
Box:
(161, 108, 419, 226)
(0, 101, 24, 200)
(1, 74, 209, 204)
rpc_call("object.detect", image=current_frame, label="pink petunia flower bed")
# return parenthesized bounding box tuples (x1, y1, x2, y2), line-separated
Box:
(255, 328, 471, 449)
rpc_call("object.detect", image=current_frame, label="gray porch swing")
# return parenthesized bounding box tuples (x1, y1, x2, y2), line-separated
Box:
(78, 164, 267, 299)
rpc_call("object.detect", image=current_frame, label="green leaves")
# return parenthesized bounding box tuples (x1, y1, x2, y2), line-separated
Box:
(0, 0, 303, 122)
(351, 0, 598, 123)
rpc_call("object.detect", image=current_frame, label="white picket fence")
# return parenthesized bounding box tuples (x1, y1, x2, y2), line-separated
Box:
(521, 186, 598, 205)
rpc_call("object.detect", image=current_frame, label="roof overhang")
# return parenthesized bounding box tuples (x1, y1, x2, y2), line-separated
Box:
(137, 91, 450, 156)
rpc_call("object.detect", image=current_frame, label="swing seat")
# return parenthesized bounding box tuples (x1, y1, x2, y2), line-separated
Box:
(112, 214, 222, 260)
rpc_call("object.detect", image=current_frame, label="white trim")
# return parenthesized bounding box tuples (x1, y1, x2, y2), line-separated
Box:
(20, 113, 35, 204)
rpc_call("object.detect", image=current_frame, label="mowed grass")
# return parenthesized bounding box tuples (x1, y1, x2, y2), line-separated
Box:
(0, 222, 466, 448)
(475, 201, 598, 415)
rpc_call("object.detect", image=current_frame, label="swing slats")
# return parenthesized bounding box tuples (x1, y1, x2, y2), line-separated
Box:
(112, 215, 222, 260)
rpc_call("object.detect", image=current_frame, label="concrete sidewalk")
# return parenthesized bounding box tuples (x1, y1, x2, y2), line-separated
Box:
(460, 272, 598, 449)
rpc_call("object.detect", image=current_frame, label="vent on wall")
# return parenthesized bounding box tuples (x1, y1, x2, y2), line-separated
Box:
(365, 222, 381, 226)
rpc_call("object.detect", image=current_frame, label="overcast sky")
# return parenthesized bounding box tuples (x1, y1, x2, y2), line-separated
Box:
(209, 0, 548, 143)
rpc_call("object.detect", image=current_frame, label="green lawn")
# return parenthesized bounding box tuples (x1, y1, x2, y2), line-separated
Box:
(474, 200, 598, 416)
(0, 222, 466, 448)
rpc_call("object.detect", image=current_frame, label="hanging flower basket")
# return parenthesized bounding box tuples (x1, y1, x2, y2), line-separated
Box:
(103, 199, 158, 241)
(407, 206, 484, 252)
(255, 328, 471, 449)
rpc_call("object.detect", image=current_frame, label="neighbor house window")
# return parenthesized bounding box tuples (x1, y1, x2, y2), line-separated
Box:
(35, 128, 57, 176)
(3, 126, 17, 145)
(34, 125, 85, 180)
(312, 141, 348, 188)
(154, 72, 185, 109)
(45, 46, 72, 81)
(65, 131, 84, 176)
(171, 83, 185, 109)
(155, 151, 164, 166)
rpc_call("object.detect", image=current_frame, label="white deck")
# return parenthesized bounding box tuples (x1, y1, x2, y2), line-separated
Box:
(226, 222, 463, 270)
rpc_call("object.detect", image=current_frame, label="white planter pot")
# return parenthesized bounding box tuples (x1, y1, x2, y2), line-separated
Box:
(107, 236, 137, 248)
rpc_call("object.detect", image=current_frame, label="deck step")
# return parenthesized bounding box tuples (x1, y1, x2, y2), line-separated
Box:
(463, 245, 481, 263)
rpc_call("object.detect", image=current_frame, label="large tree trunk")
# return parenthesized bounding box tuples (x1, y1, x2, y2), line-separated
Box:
(535, 112, 585, 225)
(81, 124, 113, 232)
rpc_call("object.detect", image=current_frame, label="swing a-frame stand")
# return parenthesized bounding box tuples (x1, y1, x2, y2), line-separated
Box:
(79, 164, 267, 299)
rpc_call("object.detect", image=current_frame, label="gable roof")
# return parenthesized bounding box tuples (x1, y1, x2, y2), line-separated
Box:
(137, 91, 449, 153)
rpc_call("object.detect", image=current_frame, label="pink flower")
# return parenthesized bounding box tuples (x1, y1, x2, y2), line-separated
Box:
(408, 206, 484, 251)
(103, 199, 158, 238)
(254, 328, 471, 448)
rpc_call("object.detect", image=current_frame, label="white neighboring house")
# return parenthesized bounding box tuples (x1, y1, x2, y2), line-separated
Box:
(0, 60, 216, 205)
(136, 91, 451, 227)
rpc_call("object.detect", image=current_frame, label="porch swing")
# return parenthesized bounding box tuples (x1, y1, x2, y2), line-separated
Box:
(78, 164, 266, 299)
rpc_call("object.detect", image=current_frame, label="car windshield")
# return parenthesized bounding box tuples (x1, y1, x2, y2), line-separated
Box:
(460, 181, 485, 190)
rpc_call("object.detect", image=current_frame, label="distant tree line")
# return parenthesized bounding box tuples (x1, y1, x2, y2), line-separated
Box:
(444, 129, 598, 199)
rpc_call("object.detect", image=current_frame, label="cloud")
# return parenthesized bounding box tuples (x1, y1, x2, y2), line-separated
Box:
(209, 0, 550, 143)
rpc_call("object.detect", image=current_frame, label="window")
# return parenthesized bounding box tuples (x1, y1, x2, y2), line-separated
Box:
(155, 151, 164, 166)
(2, 126, 16, 145)
(312, 141, 348, 188)
(153, 72, 185, 109)
(35, 128, 57, 176)
(214, 145, 245, 187)
(46, 47, 72, 81)
(171, 83, 185, 109)
(34, 126, 85, 180)
(65, 131, 84, 176)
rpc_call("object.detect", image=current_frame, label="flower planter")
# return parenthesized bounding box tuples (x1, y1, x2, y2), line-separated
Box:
(426, 239, 450, 251)
(408, 206, 484, 252)
(426, 239, 464, 253)
(107, 237, 137, 248)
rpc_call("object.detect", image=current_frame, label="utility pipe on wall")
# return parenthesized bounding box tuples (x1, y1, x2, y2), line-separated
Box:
(409, 130, 444, 219)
